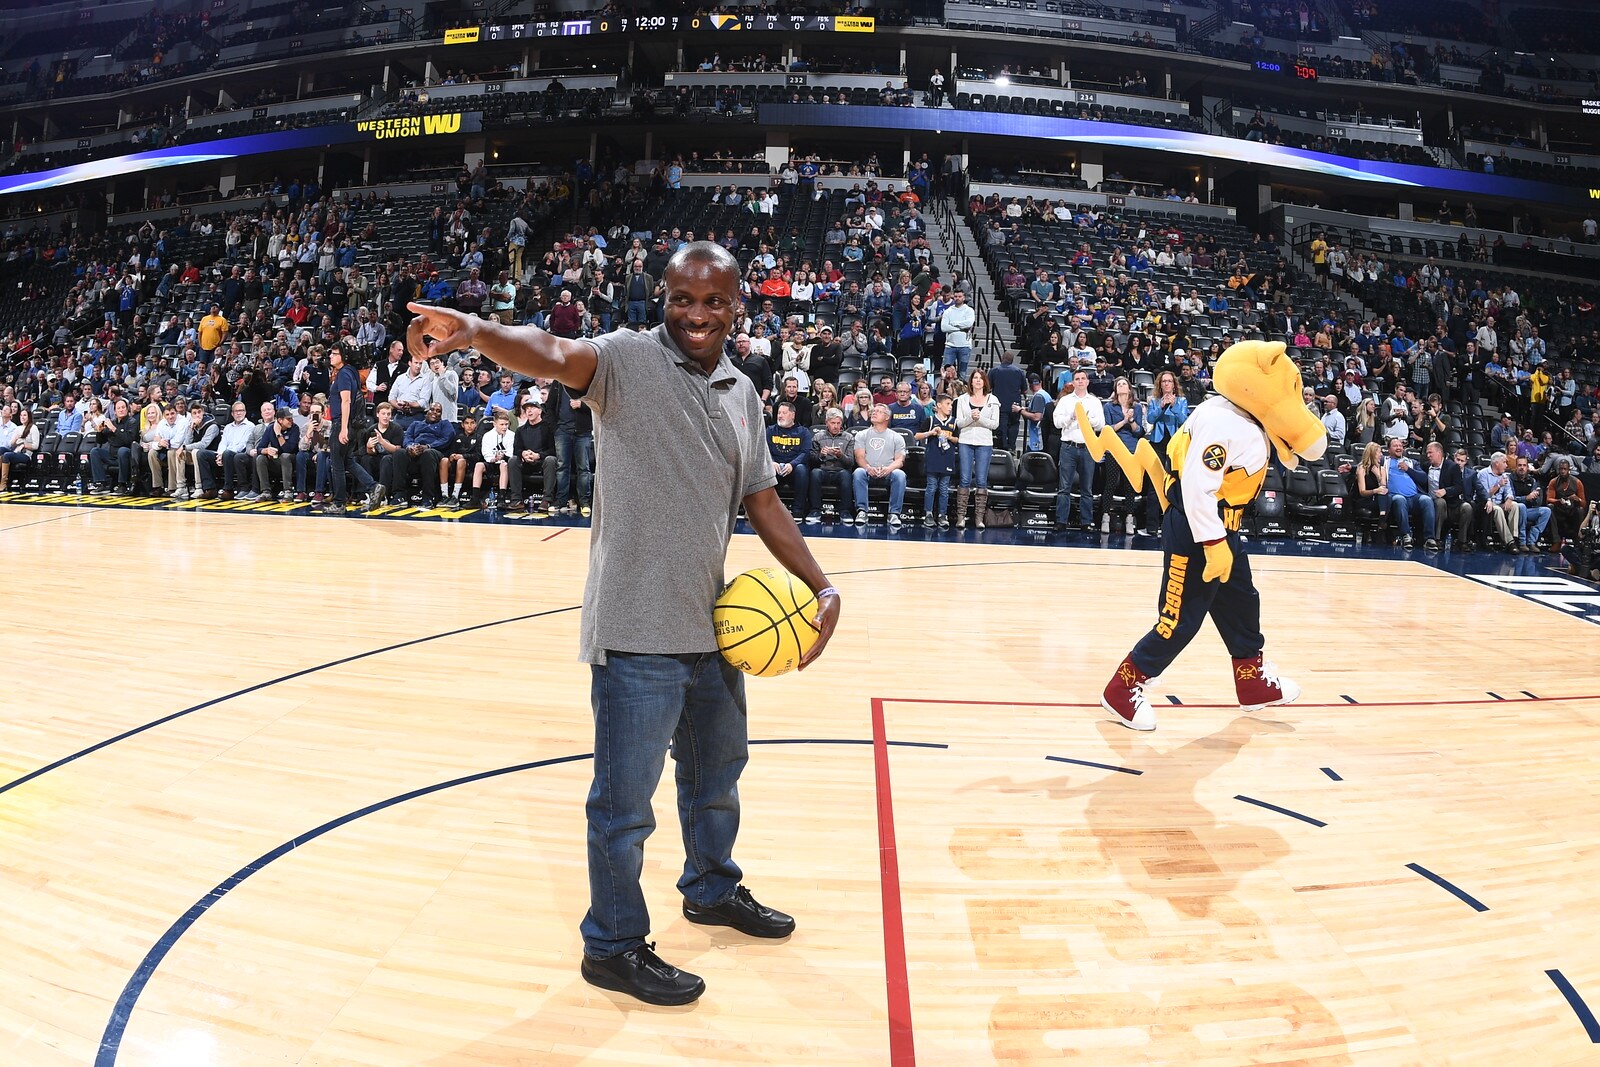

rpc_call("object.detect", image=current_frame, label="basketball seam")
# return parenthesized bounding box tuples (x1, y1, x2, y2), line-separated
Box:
(752, 571, 809, 673)
(716, 603, 782, 654)
(719, 577, 783, 674)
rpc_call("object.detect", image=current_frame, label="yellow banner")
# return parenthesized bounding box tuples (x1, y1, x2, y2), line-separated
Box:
(443, 27, 480, 44)
(834, 15, 875, 32)
(356, 114, 463, 139)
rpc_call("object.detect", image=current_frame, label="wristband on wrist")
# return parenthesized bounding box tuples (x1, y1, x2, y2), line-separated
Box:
(816, 585, 839, 600)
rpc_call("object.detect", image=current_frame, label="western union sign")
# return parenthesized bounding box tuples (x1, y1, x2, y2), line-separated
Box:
(834, 15, 875, 31)
(357, 113, 464, 139)
(443, 27, 480, 44)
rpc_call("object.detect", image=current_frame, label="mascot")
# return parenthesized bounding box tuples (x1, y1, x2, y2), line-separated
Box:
(1077, 340, 1327, 730)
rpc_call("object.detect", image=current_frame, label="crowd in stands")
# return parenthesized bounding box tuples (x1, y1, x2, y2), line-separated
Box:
(1224, 0, 1333, 42)
(3, 152, 1600, 571)
(946, 193, 1600, 554)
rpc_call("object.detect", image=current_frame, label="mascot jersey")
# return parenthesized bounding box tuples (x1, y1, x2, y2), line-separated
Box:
(1166, 395, 1270, 540)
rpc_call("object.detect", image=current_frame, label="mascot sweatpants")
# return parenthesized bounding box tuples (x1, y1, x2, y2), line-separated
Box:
(1128, 503, 1264, 677)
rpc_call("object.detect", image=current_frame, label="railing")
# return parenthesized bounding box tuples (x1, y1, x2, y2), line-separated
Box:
(936, 195, 1003, 367)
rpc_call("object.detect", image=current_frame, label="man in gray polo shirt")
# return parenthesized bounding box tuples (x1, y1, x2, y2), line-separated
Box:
(406, 243, 840, 1007)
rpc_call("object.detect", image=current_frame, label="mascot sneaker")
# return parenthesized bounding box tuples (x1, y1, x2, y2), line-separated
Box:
(1233, 656, 1300, 711)
(1102, 656, 1158, 731)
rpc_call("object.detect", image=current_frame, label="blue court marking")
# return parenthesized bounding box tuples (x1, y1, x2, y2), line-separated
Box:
(0, 605, 583, 799)
(1546, 970, 1600, 1043)
(1487, 692, 1506, 701)
(1234, 795, 1327, 827)
(1406, 863, 1489, 912)
(1521, 690, 1540, 699)
(1340, 694, 1359, 704)
(95, 736, 945, 1065)
(1046, 755, 1144, 775)
(1321, 767, 1343, 781)
(1165, 694, 1183, 705)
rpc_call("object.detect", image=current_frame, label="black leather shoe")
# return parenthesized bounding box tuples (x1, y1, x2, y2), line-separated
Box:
(581, 942, 704, 1005)
(683, 885, 796, 939)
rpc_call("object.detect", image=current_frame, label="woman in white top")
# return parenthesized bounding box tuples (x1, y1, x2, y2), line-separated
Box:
(954, 367, 1000, 529)
(1070, 330, 1097, 371)
(1, 407, 41, 491)
(781, 330, 810, 390)
(789, 272, 815, 315)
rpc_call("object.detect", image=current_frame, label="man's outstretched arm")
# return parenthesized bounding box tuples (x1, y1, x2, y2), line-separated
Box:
(407, 303, 597, 391)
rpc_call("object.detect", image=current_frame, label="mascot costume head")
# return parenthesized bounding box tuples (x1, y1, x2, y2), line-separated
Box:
(1210, 340, 1327, 467)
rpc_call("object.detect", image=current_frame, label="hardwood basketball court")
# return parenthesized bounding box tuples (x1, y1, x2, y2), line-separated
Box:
(1, 502, 1597, 1065)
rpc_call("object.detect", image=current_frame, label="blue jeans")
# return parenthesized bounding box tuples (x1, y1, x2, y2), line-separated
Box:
(330, 438, 375, 503)
(582, 651, 749, 959)
(627, 299, 648, 326)
(809, 467, 853, 514)
(852, 467, 906, 514)
(942, 344, 972, 378)
(296, 451, 330, 493)
(775, 461, 811, 517)
(1389, 492, 1435, 539)
(958, 442, 991, 488)
(1056, 441, 1096, 524)
(925, 472, 952, 518)
(89, 445, 134, 487)
(996, 411, 1020, 453)
(555, 429, 593, 506)
(1517, 502, 1551, 545)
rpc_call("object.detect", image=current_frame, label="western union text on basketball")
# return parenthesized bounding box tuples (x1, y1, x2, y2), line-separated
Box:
(356, 114, 463, 139)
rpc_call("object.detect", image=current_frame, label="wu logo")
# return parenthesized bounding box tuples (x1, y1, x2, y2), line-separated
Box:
(423, 113, 461, 135)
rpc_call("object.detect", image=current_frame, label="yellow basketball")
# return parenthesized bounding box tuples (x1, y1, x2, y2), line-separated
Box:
(713, 567, 819, 677)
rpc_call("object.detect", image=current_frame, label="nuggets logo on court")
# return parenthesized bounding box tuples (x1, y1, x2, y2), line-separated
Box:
(1202, 444, 1227, 471)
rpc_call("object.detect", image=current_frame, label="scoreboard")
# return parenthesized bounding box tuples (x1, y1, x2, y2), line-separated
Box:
(480, 14, 873, 40)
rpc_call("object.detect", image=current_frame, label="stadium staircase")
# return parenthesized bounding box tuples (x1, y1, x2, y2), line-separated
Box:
(1424, 145, 1466, 171)
(1280, 233, 1371, 321)
(931, 195, 1016, 364)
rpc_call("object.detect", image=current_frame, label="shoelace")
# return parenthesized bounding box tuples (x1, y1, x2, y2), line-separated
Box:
(1259, 662, 1284, 691)
(629, 941, 677, 977)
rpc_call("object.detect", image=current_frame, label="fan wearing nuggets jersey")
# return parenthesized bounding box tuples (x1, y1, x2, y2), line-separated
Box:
(1077, 341, 1328, 731)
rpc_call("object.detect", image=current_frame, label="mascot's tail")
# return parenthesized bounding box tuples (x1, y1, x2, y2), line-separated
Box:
(1074, 402, 1170, 512)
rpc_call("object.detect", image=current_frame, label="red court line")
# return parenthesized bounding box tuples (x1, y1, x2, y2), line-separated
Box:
(869, 696, 917, 1067)
(877, 693, 1600, 711)
(540, 527, 570, 541)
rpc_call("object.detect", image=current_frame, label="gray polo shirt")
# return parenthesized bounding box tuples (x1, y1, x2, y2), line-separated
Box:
(576, 325, 776, 664)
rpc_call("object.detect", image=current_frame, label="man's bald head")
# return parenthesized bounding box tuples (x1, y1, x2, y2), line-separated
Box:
(664, 241, 739, 286)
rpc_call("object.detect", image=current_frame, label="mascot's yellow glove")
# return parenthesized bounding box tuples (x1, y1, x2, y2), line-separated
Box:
(1201, 538, 1234, 583)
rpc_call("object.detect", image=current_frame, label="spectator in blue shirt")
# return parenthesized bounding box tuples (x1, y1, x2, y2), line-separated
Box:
(1384, 437, 1435, 549)
(422, 272, 454, 302)
(485, 372, 520, 417)
(53, 393, 84, 434)
(885, 381, 928, 437)
(1476, 451, 1521, 551)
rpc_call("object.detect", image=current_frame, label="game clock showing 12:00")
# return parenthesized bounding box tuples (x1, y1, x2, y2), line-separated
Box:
(483, 14, 849, 38)
(1254, 58, 1319, 82)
